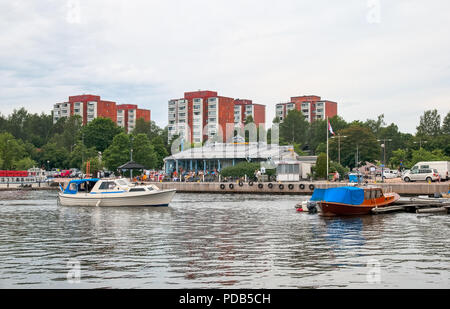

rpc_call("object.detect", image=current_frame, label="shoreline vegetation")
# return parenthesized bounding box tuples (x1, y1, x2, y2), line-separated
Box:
(0, 108, 449, 179)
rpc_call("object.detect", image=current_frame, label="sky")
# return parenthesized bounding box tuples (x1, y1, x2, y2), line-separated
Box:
(1, 0, 449, 134)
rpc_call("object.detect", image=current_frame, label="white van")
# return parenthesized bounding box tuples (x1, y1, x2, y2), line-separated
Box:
(411, 161, 450, 181)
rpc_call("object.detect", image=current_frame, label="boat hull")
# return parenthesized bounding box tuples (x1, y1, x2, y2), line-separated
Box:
(58, 189, 176, 207)
(318, 192, 400, 216)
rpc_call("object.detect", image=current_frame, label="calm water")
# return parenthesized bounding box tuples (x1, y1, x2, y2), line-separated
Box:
(0, 190, 448, 289)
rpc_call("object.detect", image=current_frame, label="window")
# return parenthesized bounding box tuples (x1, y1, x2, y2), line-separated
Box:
(99, 181, 116, 190)
(129, 188, 145, 192)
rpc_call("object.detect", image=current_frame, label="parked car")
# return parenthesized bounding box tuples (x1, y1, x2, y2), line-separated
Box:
(70, 168, 82, 178)
(410, 161, 449, 181)
(382, 169, 399, 180)
(402, 168, 440, 182)
(58, 170, 72, 178)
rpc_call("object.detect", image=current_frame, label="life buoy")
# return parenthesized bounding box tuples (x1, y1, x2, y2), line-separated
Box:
(248, 181, 253, 186)
(220, 184, 225, 190)
(229, 183, 234, 189)
(268, 183, 273, 189)
(238, 181, 244, 187)
(288, 184, 294, 190)
(299, 184, 305, 190)
(279, 184, 284, 190)
(309, 184, 315, 191)
(258, 183, 264, 189)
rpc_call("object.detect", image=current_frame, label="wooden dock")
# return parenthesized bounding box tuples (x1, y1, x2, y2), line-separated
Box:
(372, 201, 450, 214)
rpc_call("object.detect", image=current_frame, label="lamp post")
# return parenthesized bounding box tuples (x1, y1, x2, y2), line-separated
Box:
(130, 136, 134, 181)
(413, 140, 427, 149)
(377, 138, 392, 183)
(331, 134, 347, 165)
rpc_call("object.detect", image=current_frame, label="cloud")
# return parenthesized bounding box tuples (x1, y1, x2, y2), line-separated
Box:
(0, 0, 449, 133)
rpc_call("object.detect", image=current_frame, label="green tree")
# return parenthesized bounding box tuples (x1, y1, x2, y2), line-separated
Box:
(279, 110, 309, 145)
(314, 153, 328, 179)
(442, 111, 450, 135)
(0, 133, 26, 169)
(82, 156, 103, 176)
(151, 136, 169, 169)
(13, 157, 37, 170)
(39, 142, 70, 169)
(68, 143, 98, 169)
(103, 133, 131, 171)
(416, 109, 441, 137)
(82, 117, 123, 152)
(389, 149, 409, 169)
(364, 114, 386, 138)
(329, 125, 380, 169)
(409, 148, 449, 167)
(132, 134, 158, 169)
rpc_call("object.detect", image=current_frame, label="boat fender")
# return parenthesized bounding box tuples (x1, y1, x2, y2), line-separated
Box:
(96, 200, 101, 207)
(238, 181, 244, 187)
(248, 181, 253, 186)
(229, 183, 234, 189)
(279, 184, 284, 190)
(309, 184, 315, 191)
(299, 184, 305, 190)
(268, 183, 273, 189)
(220, 184, 226, 190)
(288, 184, 294, 190)
(258, 183, 264, 189)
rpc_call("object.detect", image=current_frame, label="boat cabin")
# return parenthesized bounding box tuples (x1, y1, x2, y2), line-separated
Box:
(63, 178, 160, 195)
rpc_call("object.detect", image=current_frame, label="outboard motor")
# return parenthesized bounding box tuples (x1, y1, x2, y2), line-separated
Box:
(307, 201, 318, 214)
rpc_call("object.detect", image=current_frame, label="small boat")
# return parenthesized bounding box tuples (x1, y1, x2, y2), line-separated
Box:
(310, 186, 400, 216)
(57, 178, 176, 207)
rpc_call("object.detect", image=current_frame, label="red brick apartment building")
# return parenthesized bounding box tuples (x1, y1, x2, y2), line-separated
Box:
(168, 90, 236, 143)
(53, 95, 150, 132)
(275, 95, 337, 123)
(117, 104, 151, 133)
(234, 99, 266, 128)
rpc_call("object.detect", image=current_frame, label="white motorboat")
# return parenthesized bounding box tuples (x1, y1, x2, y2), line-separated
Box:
(57, 178, 176, 207)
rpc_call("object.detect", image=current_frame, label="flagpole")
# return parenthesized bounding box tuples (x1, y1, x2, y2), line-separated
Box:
(326, 117, 329, 181)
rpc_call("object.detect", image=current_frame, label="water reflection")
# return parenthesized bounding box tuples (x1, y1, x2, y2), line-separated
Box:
(0, 191, 448, 288)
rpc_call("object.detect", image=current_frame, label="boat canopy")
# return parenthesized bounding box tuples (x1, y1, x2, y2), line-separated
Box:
(63, 178, 100, 194)
(311, 186, 364, 205)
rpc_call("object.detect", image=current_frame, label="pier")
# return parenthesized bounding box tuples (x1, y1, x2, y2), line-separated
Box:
(1, 180, 448, 197)
(147, 181, 448, 196)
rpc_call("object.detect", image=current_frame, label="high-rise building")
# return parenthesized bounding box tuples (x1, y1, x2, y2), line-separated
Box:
(275, 95, 337, 122)
(117, 104, 151, 133)
(52, 95, 151, 130)
(168, 90, 235, 144)
(233, 99, 266, 128)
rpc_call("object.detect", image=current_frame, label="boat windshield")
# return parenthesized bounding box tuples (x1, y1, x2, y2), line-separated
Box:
(116, 179, 130, 187)
(64, 179, 99, 194)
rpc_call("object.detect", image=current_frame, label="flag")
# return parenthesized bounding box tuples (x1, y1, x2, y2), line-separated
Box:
(328, 119, 335, 135)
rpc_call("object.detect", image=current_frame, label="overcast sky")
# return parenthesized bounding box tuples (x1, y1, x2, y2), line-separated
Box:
(1, 0, 449, 133)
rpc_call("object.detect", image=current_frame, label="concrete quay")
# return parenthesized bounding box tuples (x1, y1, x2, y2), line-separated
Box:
(148, 181, 449, 196)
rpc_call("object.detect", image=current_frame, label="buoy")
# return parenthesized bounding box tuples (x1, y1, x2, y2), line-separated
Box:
(258, 183, 264, 189)
(309, 184, 315, 191)
(229, 183, 234, 189)
(288, 184, 294, 190)
(268, 183, 273, 189)
(299, 184, 305, 190)
(220, 184, 225, 190)
(279, 184, 284, 190)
